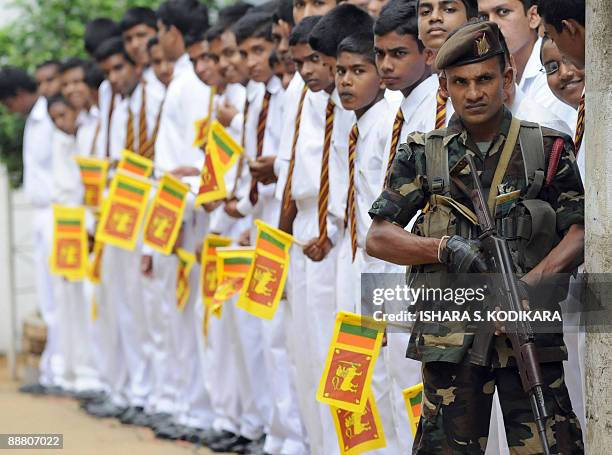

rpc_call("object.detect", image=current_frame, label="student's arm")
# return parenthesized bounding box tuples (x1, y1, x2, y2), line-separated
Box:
(278, 199, 297, 234)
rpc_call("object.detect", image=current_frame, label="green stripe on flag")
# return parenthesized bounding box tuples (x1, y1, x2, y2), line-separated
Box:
(126, 157, 148, 171)
(79, 164, 102, 172)
(162, 185, 185, 200)
(260, 231, 286, 251)
(58, 219, 81, 226)
(225, 257, 252, 265)
(117, 181, 145, 196)
(339, 322, 378, 340)
(409, 391, 422, 408)
(212, 131, 236, 158)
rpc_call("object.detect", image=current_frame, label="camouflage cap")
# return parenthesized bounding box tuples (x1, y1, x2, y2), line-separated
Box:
(435, 21, 505, 70)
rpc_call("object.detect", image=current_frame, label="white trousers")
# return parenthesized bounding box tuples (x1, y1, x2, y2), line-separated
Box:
(33, 208, 63, 386)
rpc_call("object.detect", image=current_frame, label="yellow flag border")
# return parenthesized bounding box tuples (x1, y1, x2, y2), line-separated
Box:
(176, 248, 196, 311)
(316, 311, 386, 413)
(208, 120, 244, 171)
(73, 155, 110, 209)
(49, 205, 88, 280)
(194, 150, 227, 205)
(403, 382, 424, 437)
(142, 173, 189, 255)
(200, 234, 233, 308)
(211, 248, 255, 318)
(117, 149, 154, 177)
(330, 392, 387, 455)
(95, 172, 151, 251)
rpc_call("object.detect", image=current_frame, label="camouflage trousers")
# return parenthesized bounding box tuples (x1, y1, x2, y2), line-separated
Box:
(412, 360, 584, 454)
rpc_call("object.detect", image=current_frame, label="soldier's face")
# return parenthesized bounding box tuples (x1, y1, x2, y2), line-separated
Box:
(418, 0, 470, 50)
(441, 57, 512, 127)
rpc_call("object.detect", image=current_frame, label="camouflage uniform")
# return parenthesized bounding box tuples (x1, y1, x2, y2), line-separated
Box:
(369, 108, 585, 454)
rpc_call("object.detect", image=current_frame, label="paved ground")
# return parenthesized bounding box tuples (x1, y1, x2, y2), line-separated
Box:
(0, 356, 217, 455)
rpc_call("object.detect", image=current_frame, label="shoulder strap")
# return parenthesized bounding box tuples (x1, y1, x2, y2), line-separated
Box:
(424, 130, 449, 195)
(518, 120, 546, 200)
(488, 117, 521, 211)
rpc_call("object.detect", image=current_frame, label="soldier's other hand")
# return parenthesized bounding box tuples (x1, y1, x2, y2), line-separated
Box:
(238, 228, 251, 246)
(217, 99, 238, 127)
(141, 254, 153, 278)
(170, 166, 200, 178)
(202, 200, 223, 213)
(249, 156, 277, 185)
(441, 235, 487, 273)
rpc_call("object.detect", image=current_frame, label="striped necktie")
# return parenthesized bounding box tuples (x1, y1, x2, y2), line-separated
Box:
(142, 98, 165, 160)
(230, 98, 250, 199)
(90, 120, 101, 156)
(435, 86, 448, 130)
(282, 85, 309, 210)
(105, 94, 115, 157)
(574, 93, 585, 155)
(138, 80, 148, 155)
(345, 123, 359, 261)
(317, 97, 335, 245)
(125, 103, 135, 151)
(249, 90, 272, 205)
(385, 107, 404, 184)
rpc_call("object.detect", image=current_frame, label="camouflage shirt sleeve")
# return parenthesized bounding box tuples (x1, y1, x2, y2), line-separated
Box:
(368, 132, 428, 228)
(540, 133, 584, 234)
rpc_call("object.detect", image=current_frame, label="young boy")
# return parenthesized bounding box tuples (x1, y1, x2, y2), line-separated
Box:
(286, 5, 373, 454)
(147, 37, 175, 88)
(477, 0, 576, 124)
(35, 60, 62, 98)
(46, 94, 100, 396)
(334, 31, 409, 454)
(293, 0, 339, 24)
(417, 0, 478, 52)
(120, 7, 158, 72)
(0, 67, 60, 394)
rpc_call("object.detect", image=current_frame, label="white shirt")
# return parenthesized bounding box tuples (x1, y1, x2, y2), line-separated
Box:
(23, 97, 55, 208)
(352, 98, 396, 247)
(518, 37, 578, 127)
(154, 68, 212, 187)
(274, 72, 306, 200)
(290, 88, 355, 244)
(51, 129, 83, 206)
(511, 86, 574, 136)
(76, 106, 101, 157)
(235, 76, 285, 221)
(380, 74, 440, 185)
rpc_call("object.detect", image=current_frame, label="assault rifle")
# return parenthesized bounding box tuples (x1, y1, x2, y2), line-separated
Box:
(464, 153, 553, 455)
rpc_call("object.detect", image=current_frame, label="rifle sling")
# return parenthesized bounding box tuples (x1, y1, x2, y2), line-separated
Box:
(487, 117, 521, 212)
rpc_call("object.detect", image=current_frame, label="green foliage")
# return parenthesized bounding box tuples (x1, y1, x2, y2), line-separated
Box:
(0, 0, 162, 186)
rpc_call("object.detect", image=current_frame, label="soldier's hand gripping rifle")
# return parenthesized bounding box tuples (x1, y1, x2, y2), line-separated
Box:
(464, 153, 554, 455)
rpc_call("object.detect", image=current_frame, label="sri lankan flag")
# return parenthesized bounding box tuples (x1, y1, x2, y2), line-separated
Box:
(403, 383, 424, 437)
(143, 174, 189, 255)
(194, 151, 227, 205)
(317, 312, 386, 413)
(95, 171, 151, 251)
(330, 392, 387, 455)
(117, 149, 153, 177)
(237, 220, 294, 320)
(193, 115, 210, 148)
(176, 248, 196, 311)
(211, 248, 255, 318)
(50, 205, 88, 280)
(200, 234, 233, 309)
(74, 156, 109, 209)
(207, 120, 243, 171)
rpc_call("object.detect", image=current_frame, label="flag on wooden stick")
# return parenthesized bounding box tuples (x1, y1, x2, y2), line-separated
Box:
(50, 205, 88, 280)
(330, 392, 387, 455)
(237, 220, 294, 320)
(143, 174, 189, 255)
(317, 312, 386, 412)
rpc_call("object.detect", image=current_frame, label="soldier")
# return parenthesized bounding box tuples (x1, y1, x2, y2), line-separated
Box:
(367, 21, 585, 454)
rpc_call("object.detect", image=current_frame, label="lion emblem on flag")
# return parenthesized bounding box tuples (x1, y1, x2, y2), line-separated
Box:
(252, 265, 277, 296)
(344, 410, 371, 439)
(332, 361, 363, 393)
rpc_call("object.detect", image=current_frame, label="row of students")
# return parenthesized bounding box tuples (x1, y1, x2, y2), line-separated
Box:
(0, 0, 587, 453)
